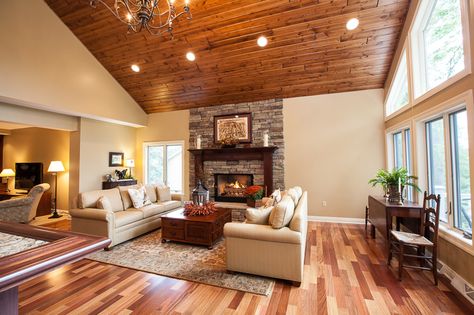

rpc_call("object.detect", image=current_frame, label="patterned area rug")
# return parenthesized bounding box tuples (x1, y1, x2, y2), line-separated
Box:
(87, 230, 275, 296)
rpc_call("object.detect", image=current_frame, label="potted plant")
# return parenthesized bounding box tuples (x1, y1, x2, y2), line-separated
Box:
(368, 168, 421, 203)
(245, 185, 264, 207)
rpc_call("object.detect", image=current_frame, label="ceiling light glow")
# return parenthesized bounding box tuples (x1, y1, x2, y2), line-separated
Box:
(346, 18, 359, 30)
(131, 64, 140, 72)
(257, 36, 268, 47)
(186, 52, 196, 61)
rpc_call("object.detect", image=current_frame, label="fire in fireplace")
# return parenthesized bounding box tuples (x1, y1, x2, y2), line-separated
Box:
(214, 173, 253, 203)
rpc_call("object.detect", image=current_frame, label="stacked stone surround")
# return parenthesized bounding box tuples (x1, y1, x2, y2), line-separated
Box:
(189, 99, 285, 198)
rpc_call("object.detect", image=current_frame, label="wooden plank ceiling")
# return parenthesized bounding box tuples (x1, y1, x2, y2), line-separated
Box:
(45, 0, 410, 113)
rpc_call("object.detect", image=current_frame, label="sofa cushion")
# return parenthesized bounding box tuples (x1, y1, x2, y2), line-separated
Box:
(158, 200, 181, 211)
(135, 204, 167, 218)
(286, 188, 299, 206)
(293, 186, 303, 200)
(119, 185, 140, 209)
(96, 196, 112, 211)
(128, 186, 152, 208)
(145, 185, 158, 203)
(246, 206, 273, 225)
(156, 185, 171, 201)
(79, 188, 123, 212)
(115, 209, 144, 228)
(269, 196, 295, 229)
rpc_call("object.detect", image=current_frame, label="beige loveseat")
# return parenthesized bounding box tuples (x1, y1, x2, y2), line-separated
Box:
(69, 185, 183, 248)
(224, 190, 308, 284)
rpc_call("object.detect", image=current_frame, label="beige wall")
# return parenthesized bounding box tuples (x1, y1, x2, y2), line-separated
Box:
(284, 90, 385, 218)
(384, 0, 474, 285)
(3, 128, 70, 210)
(135, 110, 190, 199)
(78, 118, 137, 193)
(0, 1, 147, 127)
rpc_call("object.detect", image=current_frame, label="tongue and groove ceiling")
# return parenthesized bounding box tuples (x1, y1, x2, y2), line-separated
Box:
(45, 0, 410, 113)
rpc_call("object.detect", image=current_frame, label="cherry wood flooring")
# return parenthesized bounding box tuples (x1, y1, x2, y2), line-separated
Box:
(19, 221, 470, 314)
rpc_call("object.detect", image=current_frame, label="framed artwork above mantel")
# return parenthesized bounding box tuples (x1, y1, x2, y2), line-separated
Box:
(214, 113, 252, 144)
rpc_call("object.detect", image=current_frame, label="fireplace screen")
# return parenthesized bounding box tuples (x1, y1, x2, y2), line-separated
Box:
(214, 173, 253, 203)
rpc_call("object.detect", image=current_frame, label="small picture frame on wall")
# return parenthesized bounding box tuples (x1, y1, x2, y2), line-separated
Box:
(214, 113, 252, 144)
(109, 152, 124, 167)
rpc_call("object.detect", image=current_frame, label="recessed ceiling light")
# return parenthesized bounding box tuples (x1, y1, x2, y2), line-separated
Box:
(257, 36, 268, 47)
(346, 18, 359, 31)
(186, 51, 196, 61)
(131, 64, 140, 72)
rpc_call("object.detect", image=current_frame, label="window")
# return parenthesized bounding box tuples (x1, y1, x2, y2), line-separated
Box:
(404, 129, 413, 199)
(411, 0, 468, 98)
(388, 128, 414, 200)
(425, 108, 471, 232)
(450, 110, 471, 233)
(144, 141, 184, 193)
(393, 132, 403, 169)
(386, 50, 409, 116)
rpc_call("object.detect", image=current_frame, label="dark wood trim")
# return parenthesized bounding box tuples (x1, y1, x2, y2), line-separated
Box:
(0, 222, 110, 293)
(213, 113, 252, 144)
(108, 152, 124, 167)
(189, 146, 277, 194)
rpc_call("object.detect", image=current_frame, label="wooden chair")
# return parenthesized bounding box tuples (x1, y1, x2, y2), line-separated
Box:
(387, 192, 441, 285)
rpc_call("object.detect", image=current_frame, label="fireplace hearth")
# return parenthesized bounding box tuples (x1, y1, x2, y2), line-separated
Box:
(214, 173, 253, 203)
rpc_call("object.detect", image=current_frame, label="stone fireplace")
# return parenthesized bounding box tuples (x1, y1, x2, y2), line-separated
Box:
(214, 173, 253, 203)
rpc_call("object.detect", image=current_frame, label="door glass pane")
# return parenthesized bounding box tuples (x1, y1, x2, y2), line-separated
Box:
(404, 129, 413, 200)
(423, 0, 465, 91)
(450, 110, 471, 233)
(393, 132, 403, 169)
(426, 118, 448, 221)
(166, 145, 183, 193)
(147, 145, 164, 185)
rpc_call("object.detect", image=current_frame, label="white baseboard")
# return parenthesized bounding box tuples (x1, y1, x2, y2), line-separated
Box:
(308, 216, 365, 225)
(438, 260, 474, 305)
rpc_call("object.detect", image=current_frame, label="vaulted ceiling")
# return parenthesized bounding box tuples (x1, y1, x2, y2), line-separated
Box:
(45, 0, 410, 113)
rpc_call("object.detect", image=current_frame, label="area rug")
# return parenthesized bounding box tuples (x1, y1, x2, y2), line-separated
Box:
(87, 230, 275, 296)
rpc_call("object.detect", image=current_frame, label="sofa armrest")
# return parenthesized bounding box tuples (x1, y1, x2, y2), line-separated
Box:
(224, 222, 302, 244)
(0, 197, 33, 208)
(69, 208, 114, 222)
(171, 193, 184, 202)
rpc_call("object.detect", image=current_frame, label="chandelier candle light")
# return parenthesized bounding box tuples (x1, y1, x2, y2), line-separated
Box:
(90, 0, 192, 37)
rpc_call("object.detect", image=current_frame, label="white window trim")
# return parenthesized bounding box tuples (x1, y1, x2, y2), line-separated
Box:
(412, 90, 474, 253)
(384, 43, 410, 120)
(143, 140, 185, 193)
(408, 0, 472, 105)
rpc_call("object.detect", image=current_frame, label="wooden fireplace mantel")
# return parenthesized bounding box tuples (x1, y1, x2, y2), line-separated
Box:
(189, 146, 278, 194)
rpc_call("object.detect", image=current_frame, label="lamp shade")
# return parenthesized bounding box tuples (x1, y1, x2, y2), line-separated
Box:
(125, 159, 135, 168)
(0, 169, 15, 177)
(48, 161, 65, 173)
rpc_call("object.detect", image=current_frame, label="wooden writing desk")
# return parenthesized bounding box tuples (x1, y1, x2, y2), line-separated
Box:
(368, 196, 423, 239)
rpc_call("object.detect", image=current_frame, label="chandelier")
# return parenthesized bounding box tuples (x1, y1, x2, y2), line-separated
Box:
(89, 0, 192, 37)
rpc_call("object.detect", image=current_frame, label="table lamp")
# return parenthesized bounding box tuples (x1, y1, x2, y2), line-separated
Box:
(48, 161, 65, 219)
(0, 169, 15, 192)
(125, 159, 135, 178)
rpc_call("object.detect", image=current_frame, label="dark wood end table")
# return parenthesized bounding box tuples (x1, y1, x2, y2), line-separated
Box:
(161, 207, 231, 249)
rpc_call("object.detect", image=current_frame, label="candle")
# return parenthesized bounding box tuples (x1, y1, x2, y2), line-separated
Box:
(196, 135, 201, 149)
(398, 178, 401, 193)
(263, 132, 269, 147)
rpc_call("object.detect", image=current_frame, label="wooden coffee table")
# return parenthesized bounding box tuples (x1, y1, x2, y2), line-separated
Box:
(161, 207, 231, 249)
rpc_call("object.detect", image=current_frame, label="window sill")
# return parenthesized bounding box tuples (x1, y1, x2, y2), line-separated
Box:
(439, 224, 474, 256)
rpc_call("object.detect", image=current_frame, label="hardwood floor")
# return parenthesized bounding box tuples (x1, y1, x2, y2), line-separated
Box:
(19, 221, 470, 314)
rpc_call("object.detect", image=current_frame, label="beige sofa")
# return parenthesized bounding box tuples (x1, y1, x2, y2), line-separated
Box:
(224, 191, 308, 285)
(69, 185, 183, 248)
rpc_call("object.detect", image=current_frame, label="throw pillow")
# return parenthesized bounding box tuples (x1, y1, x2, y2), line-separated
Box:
(271, 189, 282, 203)
(144, 185, 158, 203)
(246, 206, 273, 225)
(96, 196, 113, 211)
(119, 184, 140, 209)
(156, 185, 171, 201)
(268, 195, 295, 229)
(294, 186, 303, 199)
(287, 188, 299, 206)
(128, 186, 152, 208)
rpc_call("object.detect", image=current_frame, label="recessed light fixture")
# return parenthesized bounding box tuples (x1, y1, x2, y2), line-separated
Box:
(346, 18, 359, 31)
(186, 52, 196, 61)
(131, 64, 140, 72)
(257, 36, 268, 47)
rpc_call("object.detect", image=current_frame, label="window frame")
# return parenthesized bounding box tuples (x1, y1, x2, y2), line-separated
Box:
(143, 140, 185, 193)
(409, 0, 472, 105)
(412, 90, 474, 253)
(384, 45, 411, 120)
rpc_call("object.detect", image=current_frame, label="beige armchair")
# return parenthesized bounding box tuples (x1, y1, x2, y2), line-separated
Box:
(0, 183, 50, 223)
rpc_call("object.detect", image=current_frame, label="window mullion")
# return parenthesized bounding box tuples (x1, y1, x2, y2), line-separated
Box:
(444, 114, 455, 227)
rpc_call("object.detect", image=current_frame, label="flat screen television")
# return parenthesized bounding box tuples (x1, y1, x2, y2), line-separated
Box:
(15, 163, 43, 191)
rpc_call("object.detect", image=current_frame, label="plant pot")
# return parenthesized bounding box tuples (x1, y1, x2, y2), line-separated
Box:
(247, 198, 262, 208)
(387, 184, 404, 203)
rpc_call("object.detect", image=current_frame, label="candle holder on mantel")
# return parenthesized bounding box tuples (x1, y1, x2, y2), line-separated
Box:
(196, 135, 202, 149)
(263, 131, 269, 147)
